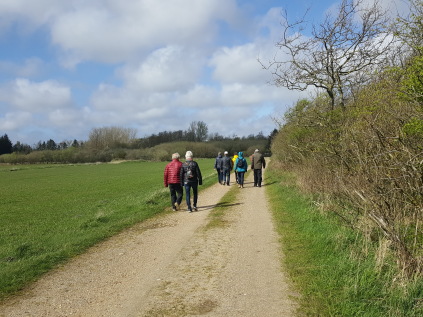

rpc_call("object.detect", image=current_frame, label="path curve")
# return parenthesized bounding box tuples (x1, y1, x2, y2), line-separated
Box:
(0, 167, 296, 317)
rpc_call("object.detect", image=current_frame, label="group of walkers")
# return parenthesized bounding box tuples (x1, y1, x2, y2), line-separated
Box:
(214, 151, 249, 188)
(163, 149, 265, 213)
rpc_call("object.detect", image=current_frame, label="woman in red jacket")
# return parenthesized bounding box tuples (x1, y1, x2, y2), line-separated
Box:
(164, 153, 183, 211)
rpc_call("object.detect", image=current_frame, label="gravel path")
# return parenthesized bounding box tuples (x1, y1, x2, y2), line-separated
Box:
(0, 168, 296, 317)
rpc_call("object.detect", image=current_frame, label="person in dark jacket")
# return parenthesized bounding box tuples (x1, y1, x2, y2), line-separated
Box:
(180, 151, 202, 212)
(221, 151, 233, 186)
(251, 149, 266, 187)
(164, 153, 183, 211)
(234, 151, 248, 188)
(214, 152, 223, 184)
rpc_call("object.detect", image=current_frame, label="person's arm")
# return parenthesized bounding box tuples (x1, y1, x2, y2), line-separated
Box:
(262, 157, 266, 169)
(197, 163, 203, 185)
(164, 165, 168, 187)
(180, 165, 185, 186)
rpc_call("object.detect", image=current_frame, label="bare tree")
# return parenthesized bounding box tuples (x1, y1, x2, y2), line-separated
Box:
(187, 121, 208, 142)
(262, 0, 393, 109)
(88, 126, 137, 150)
(393, 0, 423, 57)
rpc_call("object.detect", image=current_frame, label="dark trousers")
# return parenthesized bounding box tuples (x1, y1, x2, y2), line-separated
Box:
(216, 168, 222, 183)
(184, 182, 198, 208)
(253, 169, 262, 187)
(222, 168, 231, 185)
(169, 183, 183, 207)
(237, 172, 245, 185)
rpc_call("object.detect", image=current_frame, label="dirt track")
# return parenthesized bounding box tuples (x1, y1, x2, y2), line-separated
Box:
(0, 169, 296, 316)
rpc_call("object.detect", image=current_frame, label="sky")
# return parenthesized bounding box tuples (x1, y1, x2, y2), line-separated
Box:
(0, 0, 408, 146)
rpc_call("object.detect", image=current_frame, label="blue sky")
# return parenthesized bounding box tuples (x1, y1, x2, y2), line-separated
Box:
(0, 0, 406, 145)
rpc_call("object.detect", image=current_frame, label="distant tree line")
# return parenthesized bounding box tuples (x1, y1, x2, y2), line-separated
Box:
(0, 121, 273, 164)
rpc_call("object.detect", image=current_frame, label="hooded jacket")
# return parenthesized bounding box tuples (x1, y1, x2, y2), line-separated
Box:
(234, 152, 248, 172)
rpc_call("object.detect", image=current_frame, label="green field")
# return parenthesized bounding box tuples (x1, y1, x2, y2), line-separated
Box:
(0, 159, 216, 299)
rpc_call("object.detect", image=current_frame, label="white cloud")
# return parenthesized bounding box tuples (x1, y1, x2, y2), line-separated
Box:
(0, 111, 32, 130)
(0, 0, 69, 32)
(210, 43, 270, 85)
(48, 0, 238, 66)
(0, 79, 72, 111)
(120, 46, 204, 93)
(0, 58, 43, 77)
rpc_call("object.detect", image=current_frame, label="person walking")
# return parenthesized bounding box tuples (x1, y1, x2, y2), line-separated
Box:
(232, 152, 239, 184)
(180, 151, 202, 212)
(164, 153, 183, 211)
(251, 149, 266, 187)
(214, 152, 223, 184)
(221, 151, 233, 186)
(234, 151, 247, 188)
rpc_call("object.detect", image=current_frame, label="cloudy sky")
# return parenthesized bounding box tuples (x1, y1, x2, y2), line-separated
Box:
(0, 0, 406, 145)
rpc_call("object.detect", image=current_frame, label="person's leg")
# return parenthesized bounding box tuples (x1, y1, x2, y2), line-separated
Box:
(239, 172, 245, 187)
(169, 184, 177, 209)
(226, 169, 230, 185)
(192, 183, 198, 210)
(222, 169, 227, 185)
(257, 169, 263, 187)
(217, 168, 221, 183)
(175, 184, 183, 208)
(253, 169, 258, 186)
(184, 183, 192, 211)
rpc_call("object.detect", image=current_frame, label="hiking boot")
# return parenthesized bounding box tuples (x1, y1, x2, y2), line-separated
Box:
(172, 206, 177, 211)
(188, 207, 193, 213)
(193, 206, 198, 211)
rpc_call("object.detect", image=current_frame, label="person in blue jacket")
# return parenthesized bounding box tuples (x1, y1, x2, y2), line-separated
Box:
(234, 151, 248, 188)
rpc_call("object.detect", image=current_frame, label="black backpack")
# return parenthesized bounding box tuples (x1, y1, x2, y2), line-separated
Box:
(237, 158, 245, 168)
(186, 162, 195, 179)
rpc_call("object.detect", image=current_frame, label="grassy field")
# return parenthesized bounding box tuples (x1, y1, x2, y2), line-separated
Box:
(266, 163, 423, 317)
(0, 159, 216, 299)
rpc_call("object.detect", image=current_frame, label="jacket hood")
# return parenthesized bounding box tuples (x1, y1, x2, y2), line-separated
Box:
(238, 151, 244, 158)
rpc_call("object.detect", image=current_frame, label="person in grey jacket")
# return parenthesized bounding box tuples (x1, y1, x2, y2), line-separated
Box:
(251, 149, 266, 187)
(234, 151, 248, 188)
(221, 151, 233, 186)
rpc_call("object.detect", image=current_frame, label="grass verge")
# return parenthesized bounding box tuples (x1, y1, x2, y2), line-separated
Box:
(266, 164, 423, 317)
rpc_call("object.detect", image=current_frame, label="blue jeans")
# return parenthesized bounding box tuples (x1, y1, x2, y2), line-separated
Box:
(237, 172, 245, 185)
(184, 182, 198, 209)
(222, 168, 231, 185)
